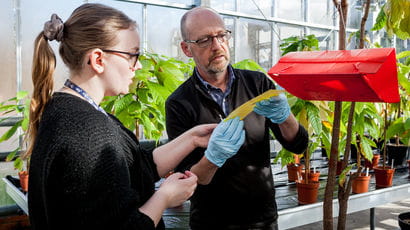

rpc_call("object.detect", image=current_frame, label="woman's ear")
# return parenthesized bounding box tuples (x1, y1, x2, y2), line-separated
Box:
(88, 49, 105, 74)
(181, 41, 193, 58)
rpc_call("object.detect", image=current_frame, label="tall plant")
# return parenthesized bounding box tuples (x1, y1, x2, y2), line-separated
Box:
(322, 0, 349, 229)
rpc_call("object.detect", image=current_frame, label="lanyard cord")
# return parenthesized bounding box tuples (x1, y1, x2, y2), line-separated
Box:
(64, 79, 108, 116)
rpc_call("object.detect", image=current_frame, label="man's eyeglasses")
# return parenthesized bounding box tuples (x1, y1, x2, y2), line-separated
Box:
(184, 30, 232, 48)
(102, 49, 140, 69)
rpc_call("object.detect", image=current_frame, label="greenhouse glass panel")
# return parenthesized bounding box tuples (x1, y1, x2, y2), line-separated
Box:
(310, 28, 334, 51)
(238, 0, 272, 17)
(210, 0, 235, 11)
(236, 18, 272, 70)
(277, 0, 302, 21)
(308, 0, 334, 26)
(20, 0, 84, 92)
(0, 0, 17, 101)
(147, 6, 186, 60)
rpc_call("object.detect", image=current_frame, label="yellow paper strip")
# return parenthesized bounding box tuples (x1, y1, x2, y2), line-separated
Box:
(225, 89, 285, 120)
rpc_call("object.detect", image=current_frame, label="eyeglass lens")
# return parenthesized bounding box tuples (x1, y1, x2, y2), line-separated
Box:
(197, 31, 231, 48)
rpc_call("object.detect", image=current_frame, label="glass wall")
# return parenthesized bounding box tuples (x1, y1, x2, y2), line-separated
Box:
(210, 0, 235, 11)
(277, 0, 302, 21)
(237, 0, 272, 17)
(1, 0, 370, 102)
(146, 6, 187, 61)
(235, 18, 272, 70)
(0, 0, 17, 102)
(308, 0, 334, 26)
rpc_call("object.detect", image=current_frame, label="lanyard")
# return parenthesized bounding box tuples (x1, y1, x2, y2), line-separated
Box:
(64, 79, 108, 116)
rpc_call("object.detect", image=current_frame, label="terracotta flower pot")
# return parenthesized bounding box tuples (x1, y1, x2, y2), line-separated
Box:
(373, 166, 395, 188)
(364, 154, 380, 170)
(287, 164, 303, 182)
(18, 171, 29, 192)
(296, 180, 319, 205)
(352, 173, 371, 194)
(301, 170, 320, 182)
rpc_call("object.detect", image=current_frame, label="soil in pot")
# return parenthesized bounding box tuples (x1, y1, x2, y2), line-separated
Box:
(287, 164, 304, 182)
(302, 170, 320, 182)
(398, 211, 410, 230)
(296, 180, 320, 205)
(373, 166, 395, 188)
(18, 171, 29, 192)
(387, 144, 408, 167)
(364, 154, 380, 170)
(352, 173, 371, 194)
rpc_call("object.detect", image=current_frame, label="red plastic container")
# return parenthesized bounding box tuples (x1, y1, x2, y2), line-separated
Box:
(268, 48, 399, 103)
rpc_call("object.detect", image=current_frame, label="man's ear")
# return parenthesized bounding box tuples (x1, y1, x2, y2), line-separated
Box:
(181, 41, 193, 58)
(88, 49, 104, 74)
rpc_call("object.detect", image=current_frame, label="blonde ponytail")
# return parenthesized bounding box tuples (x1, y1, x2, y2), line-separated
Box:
(24, 33, 56, 159)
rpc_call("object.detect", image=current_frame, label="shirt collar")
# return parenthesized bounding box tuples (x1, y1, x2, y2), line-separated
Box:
(195, 65, 235, 91)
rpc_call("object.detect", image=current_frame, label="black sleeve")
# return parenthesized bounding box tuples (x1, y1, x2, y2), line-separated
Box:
(165, 97, 204, 172)
(270, 123, 309, 154)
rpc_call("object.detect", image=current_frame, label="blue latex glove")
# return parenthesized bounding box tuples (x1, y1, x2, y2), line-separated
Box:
(253, 90, 290, 124)
(204, 117, 245, 167)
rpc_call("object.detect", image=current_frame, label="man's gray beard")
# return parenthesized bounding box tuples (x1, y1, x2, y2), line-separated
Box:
(207, 61, 229, 74)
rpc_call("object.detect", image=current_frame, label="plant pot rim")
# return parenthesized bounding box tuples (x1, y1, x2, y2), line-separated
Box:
(373, 166, 395, 171)
(18, 171, 28, 176)
(356, 173, 371, 178)
(296, 180, 320, 185)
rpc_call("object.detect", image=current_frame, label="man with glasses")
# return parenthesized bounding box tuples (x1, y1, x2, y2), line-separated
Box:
(166, 6, 308, 229)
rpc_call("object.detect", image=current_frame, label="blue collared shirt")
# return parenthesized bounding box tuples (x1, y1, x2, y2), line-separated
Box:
(195, 66, 235, 116)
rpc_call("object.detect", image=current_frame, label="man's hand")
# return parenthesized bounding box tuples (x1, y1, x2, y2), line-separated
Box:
(204, 117, 245, 167)
(253, 93, 290, 124)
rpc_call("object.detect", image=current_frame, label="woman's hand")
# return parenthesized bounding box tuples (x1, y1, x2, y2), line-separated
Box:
(157, 171, 198, 208)
(190, 123, 218, 148)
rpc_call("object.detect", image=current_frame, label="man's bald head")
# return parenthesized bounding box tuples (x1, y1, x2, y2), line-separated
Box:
(180, 7, 225, 41)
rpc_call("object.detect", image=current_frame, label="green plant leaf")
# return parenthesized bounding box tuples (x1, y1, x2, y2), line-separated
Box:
(6, 148, 19, 162)
(360, 137, 373, 161)
(338, 164, 355, 187)
(386, 117, 405, 140)
(306, 102, 322, 135)
(16, 91, 28, 100)
(13, 157, 23, 171)
(372, 4, 387, 31)
(397, 51, 410, 60)
(232, 59, 266, 73)
(0, 120, 22, 142)
(114, 94, 134, 115)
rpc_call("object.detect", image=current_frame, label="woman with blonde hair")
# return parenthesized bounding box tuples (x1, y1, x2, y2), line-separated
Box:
(27, 3, 245, 229)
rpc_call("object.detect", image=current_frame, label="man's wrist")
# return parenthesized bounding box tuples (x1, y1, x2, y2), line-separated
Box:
(204, 150, 224, 167)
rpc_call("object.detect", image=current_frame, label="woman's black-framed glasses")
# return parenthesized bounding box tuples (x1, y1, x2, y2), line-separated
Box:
(184, 30, 232, 48)
(102, 49, 140, 69)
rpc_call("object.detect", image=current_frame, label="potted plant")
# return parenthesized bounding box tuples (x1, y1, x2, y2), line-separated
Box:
(0, 90, 30, 192)
(351, 102, 381, 193)
(289, 97, 325, 204)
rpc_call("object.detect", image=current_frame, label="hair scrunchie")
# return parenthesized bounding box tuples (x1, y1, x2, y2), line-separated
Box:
(43, 14, 64, 42)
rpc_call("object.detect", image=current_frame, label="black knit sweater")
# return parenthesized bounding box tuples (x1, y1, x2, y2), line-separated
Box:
(28, 93, 164, 230)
